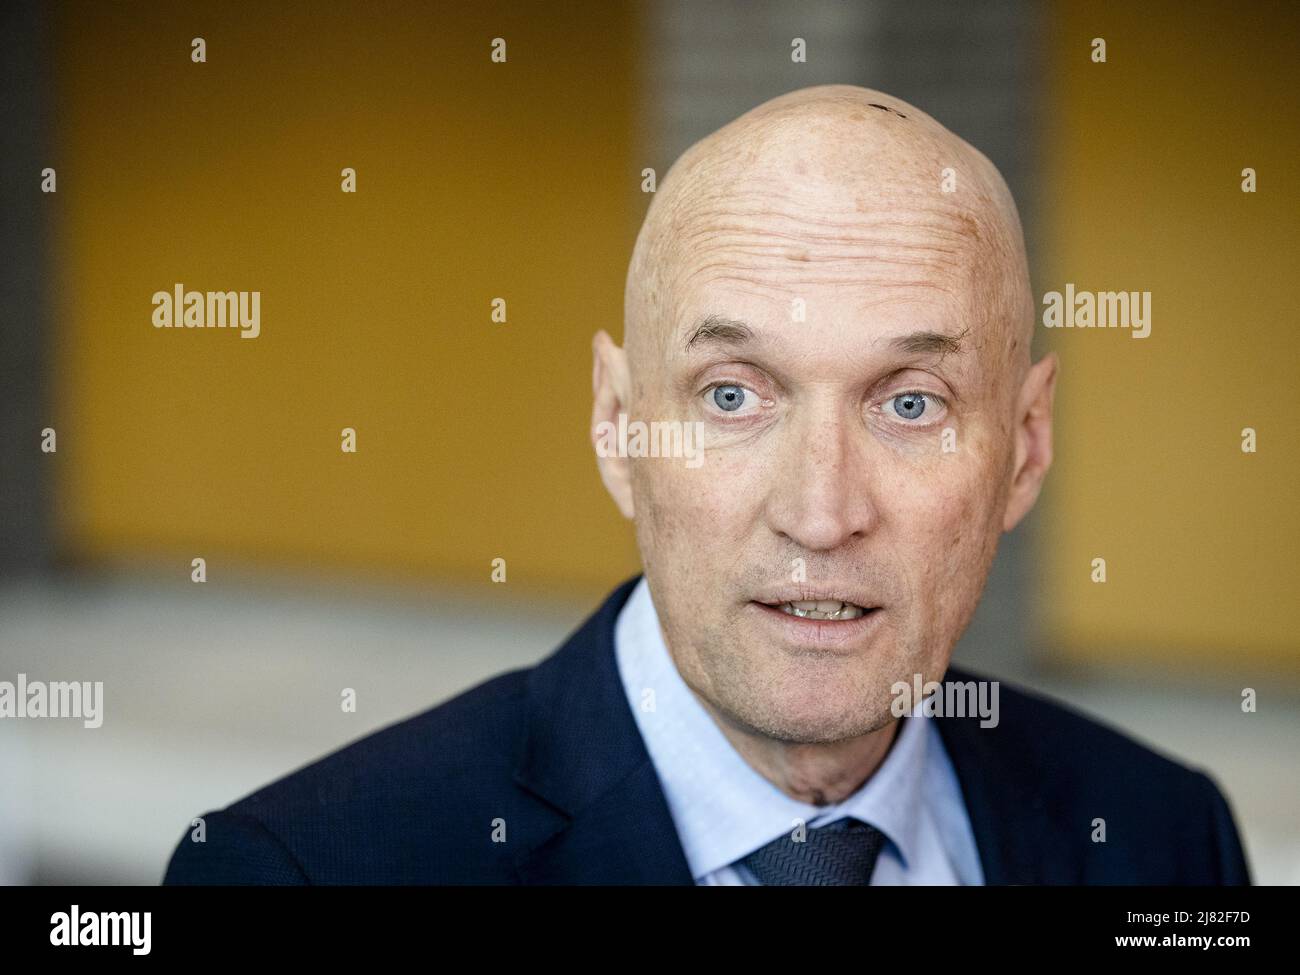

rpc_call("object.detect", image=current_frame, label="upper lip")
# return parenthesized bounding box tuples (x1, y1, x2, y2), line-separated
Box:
(752, 589, 879, 609)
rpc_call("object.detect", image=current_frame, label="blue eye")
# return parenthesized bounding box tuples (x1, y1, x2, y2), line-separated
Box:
(713, 385, 747, 412)
(891, 392, 929, 420)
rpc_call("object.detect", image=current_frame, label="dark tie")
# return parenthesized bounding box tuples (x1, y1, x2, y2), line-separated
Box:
(739, 816, 887, 885)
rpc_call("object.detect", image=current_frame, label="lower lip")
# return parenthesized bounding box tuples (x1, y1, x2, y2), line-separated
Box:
(747, 601, 885, 651)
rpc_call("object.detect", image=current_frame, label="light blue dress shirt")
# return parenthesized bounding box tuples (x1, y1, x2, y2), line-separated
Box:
(613, 577, 985, 885)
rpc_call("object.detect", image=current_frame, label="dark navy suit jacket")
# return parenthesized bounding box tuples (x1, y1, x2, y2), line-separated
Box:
(163, 576, 1252, 885)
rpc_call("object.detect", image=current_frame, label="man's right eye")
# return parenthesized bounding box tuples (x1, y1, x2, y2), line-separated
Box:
(709, 384, 752, 413)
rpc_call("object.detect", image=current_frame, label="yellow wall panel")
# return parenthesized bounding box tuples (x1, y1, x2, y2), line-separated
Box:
(1038, 1, 1299, 668)
(51, 1, 642, 598)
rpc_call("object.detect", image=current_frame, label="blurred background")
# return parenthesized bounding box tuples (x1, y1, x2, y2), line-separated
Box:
(1, 0, 1296, 884)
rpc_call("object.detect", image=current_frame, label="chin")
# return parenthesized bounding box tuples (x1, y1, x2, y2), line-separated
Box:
(743, 685, 886, 745)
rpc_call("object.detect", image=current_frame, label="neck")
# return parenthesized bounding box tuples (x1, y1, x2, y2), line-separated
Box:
(693, 691, 901, 806)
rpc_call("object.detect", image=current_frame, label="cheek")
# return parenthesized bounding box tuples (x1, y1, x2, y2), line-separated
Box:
(632, 462, 728, 610)
(635, 451, 762, 545)
(632, 457, 765, 653)
(890, 456, 1003, 612)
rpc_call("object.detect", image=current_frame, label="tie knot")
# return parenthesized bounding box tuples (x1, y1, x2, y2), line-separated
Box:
(739, 817, 887, 886)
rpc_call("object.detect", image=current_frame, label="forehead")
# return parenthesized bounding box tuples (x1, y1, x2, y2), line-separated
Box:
(659, 187, 998, 348)
(664, 264, 987, 368)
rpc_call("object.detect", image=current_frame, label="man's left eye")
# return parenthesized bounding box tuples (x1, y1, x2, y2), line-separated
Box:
(890, 392, 936, 421)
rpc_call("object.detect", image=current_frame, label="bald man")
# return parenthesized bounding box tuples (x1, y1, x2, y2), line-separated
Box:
(165, 85, 1250, 886)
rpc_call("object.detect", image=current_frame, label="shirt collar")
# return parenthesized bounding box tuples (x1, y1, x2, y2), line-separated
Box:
(614, 576, 930, 881)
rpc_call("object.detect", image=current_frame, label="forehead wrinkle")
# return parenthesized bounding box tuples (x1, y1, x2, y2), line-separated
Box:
(672, 180, 992, 245)
(669, 219, 987, 315)
(673, 218, 977, 265)
(680, 273, 968, 309)
(677, 210, 977, 243)
(673, 242, 974, 293)
(665, 182, 1007, 323)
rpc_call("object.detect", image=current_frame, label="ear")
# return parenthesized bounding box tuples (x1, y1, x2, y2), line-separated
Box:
(591, 330, 635, 519)
(1002, 352, 1058, 533)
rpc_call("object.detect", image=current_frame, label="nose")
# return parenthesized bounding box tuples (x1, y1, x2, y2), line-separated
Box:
(763, 402, 879, 552)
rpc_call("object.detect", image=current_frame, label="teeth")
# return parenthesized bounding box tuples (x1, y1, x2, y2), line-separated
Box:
(776, 600, 867, 620)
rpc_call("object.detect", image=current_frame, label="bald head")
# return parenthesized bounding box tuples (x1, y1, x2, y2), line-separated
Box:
(624, 84, 1033, 380)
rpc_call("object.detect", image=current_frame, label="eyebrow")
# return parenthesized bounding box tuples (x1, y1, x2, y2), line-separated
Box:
(684, 315, 753, 351)
(888, 327, 968, 360)
(683, 315, 967, 359)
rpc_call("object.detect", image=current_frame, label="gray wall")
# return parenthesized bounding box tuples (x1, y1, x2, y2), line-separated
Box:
(0, 0, 55, 578)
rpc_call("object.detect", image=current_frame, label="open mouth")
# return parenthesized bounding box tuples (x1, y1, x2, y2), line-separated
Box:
(756, 599, 877, 621)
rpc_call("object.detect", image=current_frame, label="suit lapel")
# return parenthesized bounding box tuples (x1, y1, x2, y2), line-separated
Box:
(934, 664, 1083, 884)
(512, 576, 695, 884)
